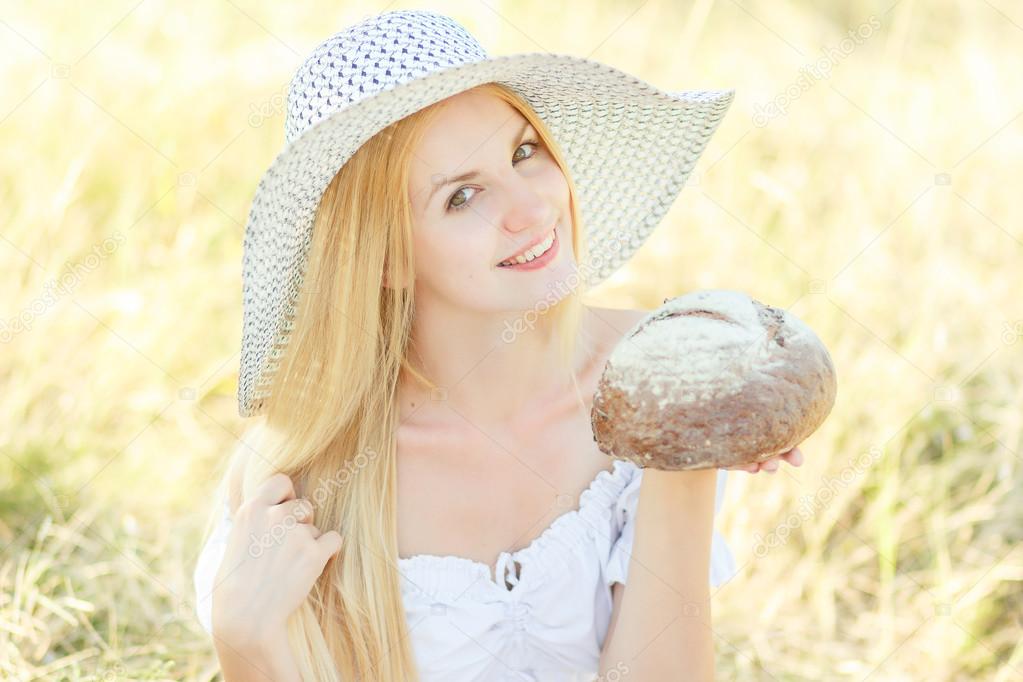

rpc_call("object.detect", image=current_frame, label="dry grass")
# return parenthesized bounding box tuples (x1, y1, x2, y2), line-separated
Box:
(1, 0, 1020, 680)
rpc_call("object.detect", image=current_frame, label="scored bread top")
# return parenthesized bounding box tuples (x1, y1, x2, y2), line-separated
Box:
(591, 289, 836, 470)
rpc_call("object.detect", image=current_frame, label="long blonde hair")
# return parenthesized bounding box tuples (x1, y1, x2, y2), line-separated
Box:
(201, 82, 593, 680)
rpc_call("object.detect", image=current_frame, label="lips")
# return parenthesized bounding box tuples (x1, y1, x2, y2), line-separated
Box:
(497, 224, 557, 266)
(497, 227, 559, 271)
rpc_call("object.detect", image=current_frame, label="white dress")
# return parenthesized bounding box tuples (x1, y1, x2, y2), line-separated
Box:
(193, 460, 738, 681)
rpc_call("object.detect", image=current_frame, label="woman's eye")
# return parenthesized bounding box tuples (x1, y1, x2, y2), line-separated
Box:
(447, 140, 540, 211)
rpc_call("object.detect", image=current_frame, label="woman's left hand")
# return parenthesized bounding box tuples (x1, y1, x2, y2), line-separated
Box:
(723, 446, 803, 474)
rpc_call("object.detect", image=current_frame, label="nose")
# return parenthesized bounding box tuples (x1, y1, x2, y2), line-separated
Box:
(498, 176, 554, 237)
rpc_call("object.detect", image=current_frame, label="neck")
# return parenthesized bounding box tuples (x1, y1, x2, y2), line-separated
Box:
(396, 301, 591, 433)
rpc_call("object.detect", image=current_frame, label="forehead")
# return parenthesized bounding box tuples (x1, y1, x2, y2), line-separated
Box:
(414, 91, 529, 166)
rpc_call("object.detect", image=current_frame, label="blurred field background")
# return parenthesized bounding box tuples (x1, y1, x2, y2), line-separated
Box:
(2, 0, 1021, 679)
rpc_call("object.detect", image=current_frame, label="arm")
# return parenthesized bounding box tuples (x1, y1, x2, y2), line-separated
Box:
(598, 468, 718, 681)
(214, 629, 303, 682)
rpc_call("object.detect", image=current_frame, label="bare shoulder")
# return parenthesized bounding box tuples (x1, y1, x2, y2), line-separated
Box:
(582, 304, 651, 352)
(577, 305, 652, 397)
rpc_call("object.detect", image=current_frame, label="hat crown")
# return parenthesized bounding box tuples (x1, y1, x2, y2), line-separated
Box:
(285, 10, 489, 143)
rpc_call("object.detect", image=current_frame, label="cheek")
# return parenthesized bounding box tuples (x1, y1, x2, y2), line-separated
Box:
(540, 163, 570, 202)
(415, 227, 493, 281)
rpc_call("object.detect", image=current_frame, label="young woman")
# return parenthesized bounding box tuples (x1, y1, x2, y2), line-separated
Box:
(193, 10, 802, 681)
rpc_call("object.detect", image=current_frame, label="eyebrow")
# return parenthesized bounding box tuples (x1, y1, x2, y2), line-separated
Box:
(427, 120, 533, 206)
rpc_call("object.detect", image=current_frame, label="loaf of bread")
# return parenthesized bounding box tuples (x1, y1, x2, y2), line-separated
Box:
(591, 289, 837, 470)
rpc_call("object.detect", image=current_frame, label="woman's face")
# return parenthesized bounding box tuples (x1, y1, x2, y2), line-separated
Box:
(406, 89, 576, 313)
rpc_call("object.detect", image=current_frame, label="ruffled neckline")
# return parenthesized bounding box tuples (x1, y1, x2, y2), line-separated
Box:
(398, 459, 638, 592)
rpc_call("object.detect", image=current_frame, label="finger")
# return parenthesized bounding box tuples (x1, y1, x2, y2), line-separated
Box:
(785, 448, 804, 466)
(317, 530, 344, 560)
(253, 472, 296, 506)
(279, 498, 315, 524)
(762, 459, 779, 473)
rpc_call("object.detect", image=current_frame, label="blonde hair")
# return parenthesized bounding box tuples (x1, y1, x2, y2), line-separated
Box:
(201, 82, 593, 680)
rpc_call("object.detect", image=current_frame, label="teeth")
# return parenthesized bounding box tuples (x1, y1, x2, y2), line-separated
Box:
(500, 230, 555, 267)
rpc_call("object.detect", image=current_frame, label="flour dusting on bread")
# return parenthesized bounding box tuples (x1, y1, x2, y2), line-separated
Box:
(591, 289, 837, 470)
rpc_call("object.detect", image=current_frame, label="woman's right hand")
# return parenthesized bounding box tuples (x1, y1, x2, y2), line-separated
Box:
(210, 472, 343, 643)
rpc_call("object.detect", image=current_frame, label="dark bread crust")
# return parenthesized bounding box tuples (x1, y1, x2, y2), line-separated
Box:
(591, 289, 837, 470)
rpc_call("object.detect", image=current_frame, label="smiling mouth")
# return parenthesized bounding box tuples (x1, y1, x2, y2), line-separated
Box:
(497, 226, 558, 267)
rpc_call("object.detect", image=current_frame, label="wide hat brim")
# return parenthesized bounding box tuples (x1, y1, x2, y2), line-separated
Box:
(239, 51, 734, 418)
